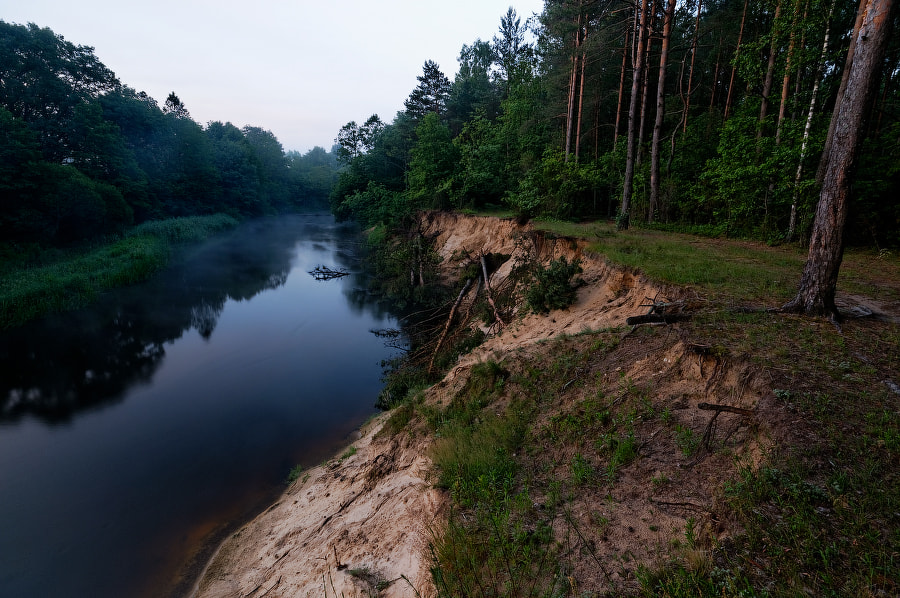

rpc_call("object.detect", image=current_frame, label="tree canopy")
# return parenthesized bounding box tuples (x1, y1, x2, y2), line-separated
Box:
(328, 0, 899, 250)
(0, 20, 338, 248)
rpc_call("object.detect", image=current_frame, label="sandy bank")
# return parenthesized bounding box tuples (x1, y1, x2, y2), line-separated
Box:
(194, 212, 800, 596)
(192, 213, 670, 597)
(193, 412, 443, 597)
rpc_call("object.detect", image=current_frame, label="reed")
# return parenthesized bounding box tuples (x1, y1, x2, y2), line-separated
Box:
(1, 214, 239, 328)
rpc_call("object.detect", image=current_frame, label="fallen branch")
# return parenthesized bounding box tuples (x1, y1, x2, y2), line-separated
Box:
(649, 497, 711, 512)
(697, 402, 755, 417)
(625, 313, 691, 325)
(481, 253, 506, 329)
(628, 294, 690, 327)
(428, 278, 474, 375)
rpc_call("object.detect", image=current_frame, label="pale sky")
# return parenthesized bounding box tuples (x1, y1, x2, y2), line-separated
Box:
(3, 0, 546, 154)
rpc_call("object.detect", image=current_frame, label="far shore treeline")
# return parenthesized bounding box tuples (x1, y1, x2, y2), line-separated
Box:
(0, 20, 339, 254)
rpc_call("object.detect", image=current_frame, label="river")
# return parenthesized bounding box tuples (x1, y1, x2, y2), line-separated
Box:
(0, 214, 403, 597)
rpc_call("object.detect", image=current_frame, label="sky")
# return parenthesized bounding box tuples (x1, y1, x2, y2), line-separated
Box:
(3, 0, 546, 154)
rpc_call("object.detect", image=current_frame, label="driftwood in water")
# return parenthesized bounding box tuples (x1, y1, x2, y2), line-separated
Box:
(428, 278, 474, 375)
(309, 265, 350, 280)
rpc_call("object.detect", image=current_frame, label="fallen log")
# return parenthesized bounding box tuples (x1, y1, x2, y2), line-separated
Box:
(625, 313, 691, 325)
(428, 278, 474, 375)
(481, 253, 506, 329)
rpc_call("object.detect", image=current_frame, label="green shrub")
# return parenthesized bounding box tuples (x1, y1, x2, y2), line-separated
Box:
(525, 256, 583, 313)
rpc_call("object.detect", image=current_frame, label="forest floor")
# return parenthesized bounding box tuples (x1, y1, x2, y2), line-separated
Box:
(193, 213, 900, 597)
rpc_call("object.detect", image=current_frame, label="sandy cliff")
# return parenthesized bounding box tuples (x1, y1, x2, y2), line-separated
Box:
(194, 213, 774, 597)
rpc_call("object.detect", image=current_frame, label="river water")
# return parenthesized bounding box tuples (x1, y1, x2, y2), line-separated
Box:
(0, 214, 403, 597)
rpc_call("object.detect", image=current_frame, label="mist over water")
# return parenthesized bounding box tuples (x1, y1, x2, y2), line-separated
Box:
(0, 214, 403, 598)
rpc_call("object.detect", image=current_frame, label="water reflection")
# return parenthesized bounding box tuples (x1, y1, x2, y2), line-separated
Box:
(0, 215, 369, 424)
(0, 213, 403, 598)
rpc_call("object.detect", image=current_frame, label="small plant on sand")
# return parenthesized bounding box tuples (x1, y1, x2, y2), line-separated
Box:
(285, 464, 304, 485)
(525, 256, 583, 313)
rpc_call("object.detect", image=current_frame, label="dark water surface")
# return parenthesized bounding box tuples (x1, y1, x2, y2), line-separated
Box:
(0, 214, 402, 597)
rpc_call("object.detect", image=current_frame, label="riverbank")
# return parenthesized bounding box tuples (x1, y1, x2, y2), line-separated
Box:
(0, 214, 238, 329)
(194, 212, 900, 596)
(193, 213, 680, 596)
(193, 413, 443, 597)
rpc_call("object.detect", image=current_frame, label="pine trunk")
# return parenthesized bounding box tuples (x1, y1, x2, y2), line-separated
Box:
(650, 0, 676, 223)
(575, 23, 589, 162)
(816, 0, 868, 184)
(725, 0, 750, 118)
(784, 0, 895, 319)
(620, 0, 651, 229)
(684, 0, 703, 132)
(788, 0, 835, 242)
(758, 0, 783, 135)
(775, 0, 801, 145)
(614, 24, 631, 148)
(636, 0, 656, 169)
(565, 9, 584, 161)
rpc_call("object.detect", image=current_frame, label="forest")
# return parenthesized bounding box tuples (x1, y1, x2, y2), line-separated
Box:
(0, 20, 339, 251)
(330, 0, 899, 249)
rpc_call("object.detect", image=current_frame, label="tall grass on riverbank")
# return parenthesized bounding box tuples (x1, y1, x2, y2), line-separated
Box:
(125, 214, 238, 244)
(1, 214, 238, 329)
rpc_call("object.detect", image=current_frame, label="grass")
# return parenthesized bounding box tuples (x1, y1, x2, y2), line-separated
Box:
(0, 214, 238, 328)
(532, 219, 900, 306)
(422, 333, 641, 596)
(286, 464, 305, 485)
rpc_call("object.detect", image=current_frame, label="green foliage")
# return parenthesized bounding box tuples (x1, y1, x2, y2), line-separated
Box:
(403, 60, 452, 121)
(448, 114, 505, 209)
(126, 214, 238, 243)
(508, 149, 602, 219)
(428, 357, 561, 597)
(674, 424, 700, 457)
(0, 235, 168, 329)
(0, 21, 337, 250)
(586, 226, 803, 303)
(525, 256, 583, 313)
(406, 113, 459, 211)
(365, 223, 444, 309)
(285, 464, 304, 485)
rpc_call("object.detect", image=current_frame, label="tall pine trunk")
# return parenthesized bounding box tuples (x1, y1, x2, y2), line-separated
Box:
(725, 0, 750, 118)
(575, 23, 589, 162)
(650, 0, 677, 222)
(565, 7, 585, 162)
(815, 0, 868, 184)
(784, 0, 895, 319)
(620, 0, 650, 229)
(684, 0, 703, 133)
(775, 0, 802, 145)
(636, 0, 657, 169)
(614, 23, 631, 148)
(758, 0, 784, 136)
